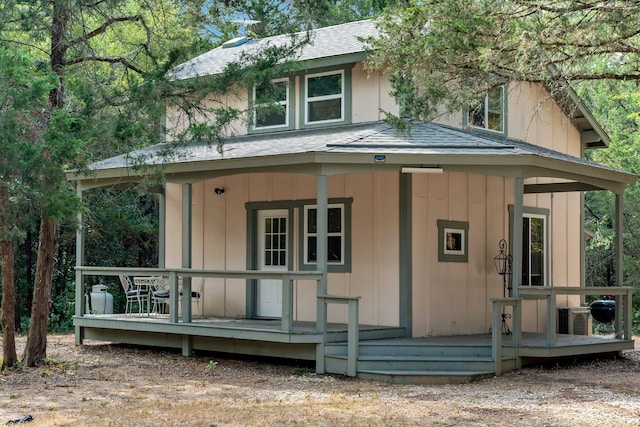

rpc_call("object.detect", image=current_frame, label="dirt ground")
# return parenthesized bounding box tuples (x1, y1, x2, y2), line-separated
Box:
(1, 334, 639, 426)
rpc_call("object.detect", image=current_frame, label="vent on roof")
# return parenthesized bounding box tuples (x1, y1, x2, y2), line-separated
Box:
(222, 36, 251, 49)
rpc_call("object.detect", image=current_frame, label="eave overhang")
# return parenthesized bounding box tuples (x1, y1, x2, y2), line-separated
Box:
(68, 122, 636, 194)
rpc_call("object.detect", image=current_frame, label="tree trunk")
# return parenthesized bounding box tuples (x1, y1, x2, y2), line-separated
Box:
(22, 218, 57, 366)
(0, 184, 18, 369)
(21, 0, 68, 367)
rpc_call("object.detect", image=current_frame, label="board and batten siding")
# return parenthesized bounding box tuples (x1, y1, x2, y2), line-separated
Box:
(164, 171, 400, 326)
(164, 62, 397, 139)
(163, 78, 585, 336)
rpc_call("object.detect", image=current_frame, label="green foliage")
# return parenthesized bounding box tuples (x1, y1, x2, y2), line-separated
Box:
(368, 1, 640, 122)
(577, 79, 640, 328)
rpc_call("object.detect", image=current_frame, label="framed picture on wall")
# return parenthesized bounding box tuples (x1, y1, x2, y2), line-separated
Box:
(437, 220, 469, 262)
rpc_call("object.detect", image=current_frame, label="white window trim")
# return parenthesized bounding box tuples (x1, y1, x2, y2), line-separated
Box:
(303, 203, 345, 266)
(523, 212, 547, 286)
(469, 86, 504, 133)
(304, 70, 344, 125)
(252, 77, 290, 130)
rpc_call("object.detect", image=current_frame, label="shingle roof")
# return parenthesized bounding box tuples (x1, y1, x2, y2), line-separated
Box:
(85, 121, 628, 179)
(169, 20, 378, 80)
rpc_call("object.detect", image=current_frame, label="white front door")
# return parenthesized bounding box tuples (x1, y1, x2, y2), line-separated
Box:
(257, 210, 288, 317)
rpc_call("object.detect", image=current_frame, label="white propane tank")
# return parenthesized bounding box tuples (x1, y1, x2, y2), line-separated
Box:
(85, 284, 114, 314)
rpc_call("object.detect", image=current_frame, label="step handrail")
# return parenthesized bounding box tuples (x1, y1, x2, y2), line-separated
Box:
(318, 294, 361, 377)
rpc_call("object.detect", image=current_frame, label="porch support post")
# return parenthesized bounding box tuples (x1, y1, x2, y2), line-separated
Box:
(74, 183, 85, 345)
(614, 193, 624, 338)
(511, 177, 524, 360)
(158, 186, 166, 269)
(315, 175, 328, 374)
(281, 276, 293, 332)
(181, 183, 193, 356)
(580, 191, 585, 304)
(399, 173, 412, 337)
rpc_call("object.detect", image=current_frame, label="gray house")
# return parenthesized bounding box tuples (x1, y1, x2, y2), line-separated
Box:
(70, 20, 635, 384)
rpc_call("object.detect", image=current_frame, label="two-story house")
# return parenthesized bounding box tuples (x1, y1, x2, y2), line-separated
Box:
(70, 19, 636, 384)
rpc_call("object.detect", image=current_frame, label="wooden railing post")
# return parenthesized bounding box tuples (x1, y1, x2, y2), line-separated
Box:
(318, 294, 361, 377)
(491, 298, 519, 376)
(281, 275, 293, 332)
(491, 299, 503, 376)
(168, 271, 179, 323)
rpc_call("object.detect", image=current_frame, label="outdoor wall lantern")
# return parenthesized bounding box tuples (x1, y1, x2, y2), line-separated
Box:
(493, 238, 513, 334)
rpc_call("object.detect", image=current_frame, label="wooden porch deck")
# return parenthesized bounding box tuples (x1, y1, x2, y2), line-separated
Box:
(75, 313, 633, 384)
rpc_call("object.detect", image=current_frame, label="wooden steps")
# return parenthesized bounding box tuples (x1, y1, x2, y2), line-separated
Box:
(324, 336, 517, 384)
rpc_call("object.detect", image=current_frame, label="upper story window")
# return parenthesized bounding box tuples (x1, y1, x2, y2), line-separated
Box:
(305, 70, 344, 124)
(468, 86, 504, 133)
(252, 78, 290, 130)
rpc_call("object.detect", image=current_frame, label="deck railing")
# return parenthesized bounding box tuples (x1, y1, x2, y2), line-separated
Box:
(491, 286, 633, 376)
(518, 286, 633, 345)
(76, 266, 323, 332)
(318, 294, 361, 376)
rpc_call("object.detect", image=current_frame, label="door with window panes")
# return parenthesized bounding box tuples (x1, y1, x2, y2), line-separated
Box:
(257, 210, 288, 317)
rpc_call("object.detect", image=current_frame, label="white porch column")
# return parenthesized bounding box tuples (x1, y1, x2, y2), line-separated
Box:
(74, 183, 85, 345)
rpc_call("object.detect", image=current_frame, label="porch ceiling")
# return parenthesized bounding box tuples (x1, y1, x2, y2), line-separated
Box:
(68, 121, 636, 193)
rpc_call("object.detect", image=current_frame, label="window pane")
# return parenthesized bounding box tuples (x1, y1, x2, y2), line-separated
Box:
(279, 251, 286, 266)
(256, 106, 286, 127)
(328, 208, 342, 233)
(468, 103, 485, 127)
(265, 218, 271, 232)
(280, 217, 287, 233)
(272, 235, 279, 249)
(308, 74, 341, 97)
(530, 217, 544, 286)
(256, 80, 286, 103)
(487, 87, 503, 131)
(328, 236, 342, 262)
(307, 236, 317, 263)
(264, 251, 272, 266)
(522, 218, 530, 286)
(279, 234, 286, 250)
(307, 209, 317, 233)
(308, 99, 341, 122)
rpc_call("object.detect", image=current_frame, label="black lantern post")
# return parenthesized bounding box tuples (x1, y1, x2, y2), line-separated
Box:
(493, 239, 513, 334)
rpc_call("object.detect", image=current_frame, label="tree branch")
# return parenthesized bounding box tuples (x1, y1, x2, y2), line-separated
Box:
(66, 15, 145, 50)
(65, 56, 144, 74)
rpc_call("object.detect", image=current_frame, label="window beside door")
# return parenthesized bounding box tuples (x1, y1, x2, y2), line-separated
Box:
(522, 213, 546, 286)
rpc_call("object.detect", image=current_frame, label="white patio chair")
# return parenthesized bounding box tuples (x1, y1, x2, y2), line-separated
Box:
(119, 275, 148, 315)
(180, 277, 205, 317)
(151, 277, 170, 315)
